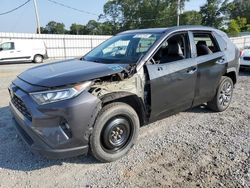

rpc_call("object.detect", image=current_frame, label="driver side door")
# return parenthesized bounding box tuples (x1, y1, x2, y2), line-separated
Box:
(146, 32, 197, 121)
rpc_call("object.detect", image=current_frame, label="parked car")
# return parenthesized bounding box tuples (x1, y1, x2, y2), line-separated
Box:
(9, 26, 240, 162)
(240, 46, 250, 69)
(0, 40, 48, 64)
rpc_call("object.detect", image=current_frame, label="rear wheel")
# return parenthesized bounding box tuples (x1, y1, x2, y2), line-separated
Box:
(207, 76, 234, 112)
(33, 54, 43, 63)
(90, 102, 139, 162)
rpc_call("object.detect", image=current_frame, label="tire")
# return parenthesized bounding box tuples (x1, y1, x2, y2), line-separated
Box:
(33, 54, 44, 63)
(90, 102, 140, 162)
(207, 76, 234, 112)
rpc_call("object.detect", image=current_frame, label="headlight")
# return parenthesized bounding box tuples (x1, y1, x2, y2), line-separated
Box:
(30, 81, 92, 105)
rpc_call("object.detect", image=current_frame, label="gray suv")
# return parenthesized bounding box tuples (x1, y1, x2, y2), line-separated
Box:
(9, 26, 240, 162)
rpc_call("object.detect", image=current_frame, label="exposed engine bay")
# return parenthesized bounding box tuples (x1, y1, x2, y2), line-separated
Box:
(90, 64, 147, 102)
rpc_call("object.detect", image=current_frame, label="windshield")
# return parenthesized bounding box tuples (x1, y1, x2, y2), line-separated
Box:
(83, 33, 162, 64)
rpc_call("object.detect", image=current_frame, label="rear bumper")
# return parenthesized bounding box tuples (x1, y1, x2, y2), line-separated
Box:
(240, 58, 250, 67)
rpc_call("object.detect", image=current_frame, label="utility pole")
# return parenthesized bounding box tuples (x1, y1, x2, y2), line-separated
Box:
(33, 0, 41, 34)
(177, 0, 180, 26)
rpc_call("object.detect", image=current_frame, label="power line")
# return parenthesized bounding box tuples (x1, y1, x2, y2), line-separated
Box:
(47, 0, 99, 16)
(0, 0, 31, 16)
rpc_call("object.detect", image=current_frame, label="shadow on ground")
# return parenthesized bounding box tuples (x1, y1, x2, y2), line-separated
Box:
(186, 105, 213, 114)
(0, 106, 98, 172)
(239, 68, 250, 76)
(0, 62, 34, 65)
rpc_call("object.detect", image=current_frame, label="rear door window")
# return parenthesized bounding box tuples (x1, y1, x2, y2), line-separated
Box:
(193, 33, 220, 56)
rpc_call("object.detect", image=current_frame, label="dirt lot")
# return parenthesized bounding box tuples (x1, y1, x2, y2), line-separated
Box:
(0, 62, 249, 188)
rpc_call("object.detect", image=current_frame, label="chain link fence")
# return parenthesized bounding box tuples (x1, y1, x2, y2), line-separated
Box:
(230, 36, 250, 49)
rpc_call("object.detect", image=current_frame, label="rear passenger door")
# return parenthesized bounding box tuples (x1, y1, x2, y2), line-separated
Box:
(191, 32, 227, 106)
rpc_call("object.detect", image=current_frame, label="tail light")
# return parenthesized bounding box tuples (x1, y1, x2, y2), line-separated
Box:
(240, 50, 244, 57)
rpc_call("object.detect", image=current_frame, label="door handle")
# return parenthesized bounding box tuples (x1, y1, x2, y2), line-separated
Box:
(216, 58, 225, 64)
(186, 67, 197, 74)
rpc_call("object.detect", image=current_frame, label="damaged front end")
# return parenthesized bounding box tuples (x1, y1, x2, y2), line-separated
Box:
(88, 64, 150, 125)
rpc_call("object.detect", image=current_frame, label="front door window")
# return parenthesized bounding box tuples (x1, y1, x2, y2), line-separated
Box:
(0, 42, 15, 51)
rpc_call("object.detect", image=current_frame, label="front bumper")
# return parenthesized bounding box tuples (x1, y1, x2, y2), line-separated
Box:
(9, 80, 101, 159)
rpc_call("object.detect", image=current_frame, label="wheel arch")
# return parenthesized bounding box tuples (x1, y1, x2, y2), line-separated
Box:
(33, 54, 44, 61)
(100, 92, 147, 126)
(33, 53, 44, 58)
(224, 70, 237, 85)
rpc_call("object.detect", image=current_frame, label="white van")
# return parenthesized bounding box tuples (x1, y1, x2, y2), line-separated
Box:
(0, 40, 48, 63)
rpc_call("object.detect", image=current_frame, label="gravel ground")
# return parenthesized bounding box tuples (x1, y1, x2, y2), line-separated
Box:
(0, 62, 249, 188)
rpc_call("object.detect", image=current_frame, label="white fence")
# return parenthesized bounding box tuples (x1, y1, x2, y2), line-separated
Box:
(230, 36, 250, 49)
(0, 32, 111, 59)
(0, 32, 250, 60)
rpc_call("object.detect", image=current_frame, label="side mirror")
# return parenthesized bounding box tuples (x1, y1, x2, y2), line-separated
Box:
(0, 48, 3, 51)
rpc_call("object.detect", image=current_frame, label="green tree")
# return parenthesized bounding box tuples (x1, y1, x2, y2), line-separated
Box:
(45, 21, 66, 34)
(99, 21, 118, 35)
(101, 0, 190, 32)
(200, 0, 223, 28)
(227, 16, 250, 36)
(69, 23, 88, 35)
(85, 20, 101, 35)
(229, 0, 250, 23)
(219, 0, 250, 33)
(180, 11, 202, 25)
(227, 19, 240, 37)
(39, 27, 48, 34)
(235, 16, 248, 31)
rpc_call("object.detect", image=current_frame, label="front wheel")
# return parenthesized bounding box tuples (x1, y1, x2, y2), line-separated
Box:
(90, 102, 140, 162)
(207, 76, 234, 112)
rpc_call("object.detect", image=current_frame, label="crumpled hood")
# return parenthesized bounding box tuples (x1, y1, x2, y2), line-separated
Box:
(18, 59, 128, 87)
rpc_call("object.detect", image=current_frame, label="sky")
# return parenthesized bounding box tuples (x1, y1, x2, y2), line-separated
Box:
(0, 0, 206, 33)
